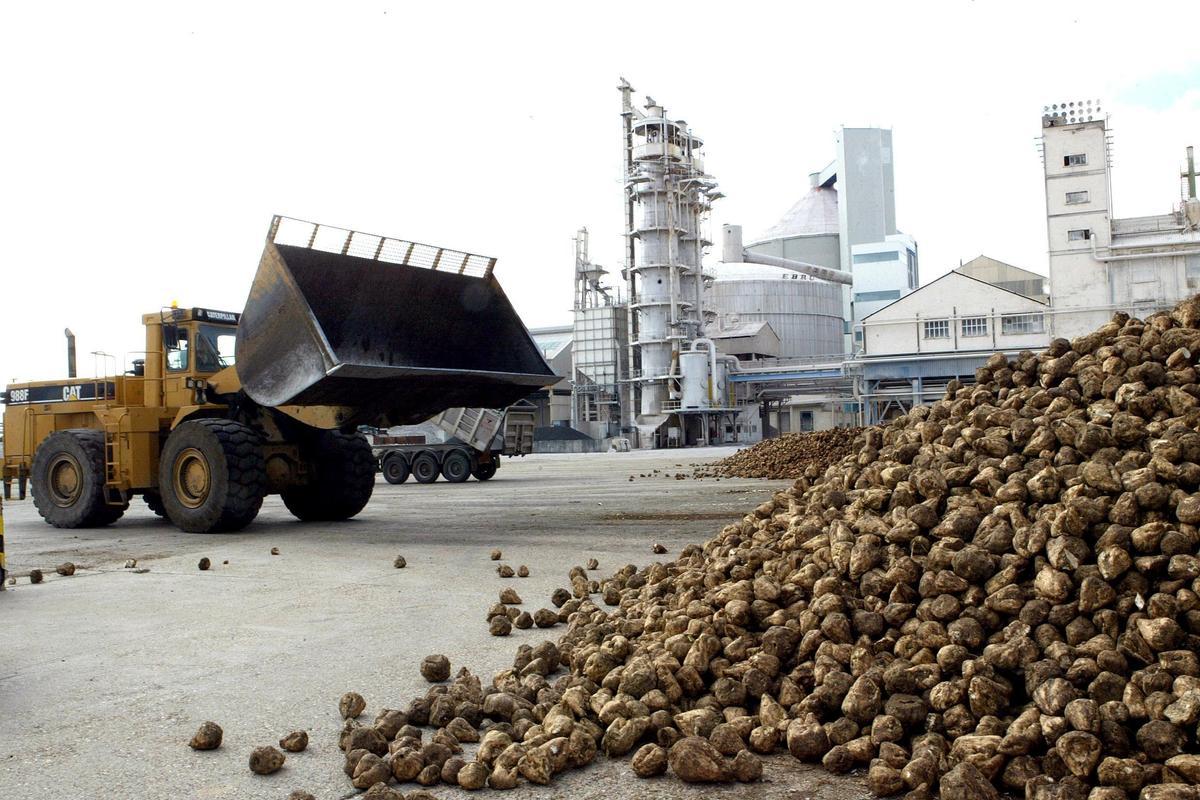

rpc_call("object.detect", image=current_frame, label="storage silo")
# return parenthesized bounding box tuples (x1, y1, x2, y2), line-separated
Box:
(706, 178, 845, 358)
(706, 263, 843, 358)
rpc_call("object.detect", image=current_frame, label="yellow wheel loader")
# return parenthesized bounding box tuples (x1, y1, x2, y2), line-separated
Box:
(1, 216, 556, 533)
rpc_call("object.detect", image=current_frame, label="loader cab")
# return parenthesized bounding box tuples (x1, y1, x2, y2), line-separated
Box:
(162, 315, 238, 375)
(142, 307, 240, 409)
(152, 308, 239, 374)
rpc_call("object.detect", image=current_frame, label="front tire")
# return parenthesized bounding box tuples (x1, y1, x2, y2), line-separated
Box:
(382, 453, 410, 485)
(281, 430, 375, 521)
(159, 419, 266, 533)
(31, 429, 125, 528)
(441, 450, 472, 483)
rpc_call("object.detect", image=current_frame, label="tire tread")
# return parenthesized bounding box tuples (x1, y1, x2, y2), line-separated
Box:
(281, 431, 375, 521)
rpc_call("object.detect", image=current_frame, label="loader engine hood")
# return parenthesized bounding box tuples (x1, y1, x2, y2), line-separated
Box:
(235, 217, 557, 428)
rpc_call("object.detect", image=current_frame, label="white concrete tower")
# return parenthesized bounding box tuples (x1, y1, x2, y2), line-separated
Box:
(619, 80, 720, 443)
(1041, 100, 1113, 336)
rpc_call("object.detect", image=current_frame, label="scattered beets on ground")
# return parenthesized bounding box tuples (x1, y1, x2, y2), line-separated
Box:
(318, 298, 1200, 798)
(693, 427, 863, 480)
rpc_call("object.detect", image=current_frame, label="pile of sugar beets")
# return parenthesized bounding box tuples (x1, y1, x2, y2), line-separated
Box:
(692, 425, 864, 480)
(340, 297, 1200, 800)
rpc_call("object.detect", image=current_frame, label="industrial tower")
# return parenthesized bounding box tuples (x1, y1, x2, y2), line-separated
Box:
(570, 228, 628, 440)
(619, 79, 723, 446)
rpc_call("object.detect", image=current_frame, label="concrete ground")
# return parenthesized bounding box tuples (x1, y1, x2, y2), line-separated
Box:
(0, 447, 868, 800)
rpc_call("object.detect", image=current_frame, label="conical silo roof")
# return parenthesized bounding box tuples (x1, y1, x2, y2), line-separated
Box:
(749, 185, 839, 244)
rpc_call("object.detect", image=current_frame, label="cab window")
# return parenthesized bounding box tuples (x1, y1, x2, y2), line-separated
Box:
(196, 325, 236, 372)
(166, 327, 190, 372)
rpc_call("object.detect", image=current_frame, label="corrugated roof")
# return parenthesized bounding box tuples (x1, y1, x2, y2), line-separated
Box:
(750, 186, 840, 243)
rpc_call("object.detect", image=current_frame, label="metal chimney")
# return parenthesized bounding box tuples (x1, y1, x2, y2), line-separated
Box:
(64, 328, 76, 378)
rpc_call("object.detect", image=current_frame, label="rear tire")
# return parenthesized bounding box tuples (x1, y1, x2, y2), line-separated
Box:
(472, 460, 498, 481)
(159, 419, 266, 533)
(411, 452, 440, 484)
(31, 429, 125, 528)
(282, 431, 375, 521)
(144, 491, 167, 518)
(441, 450, 472, 483)
(382, 453, 410, 485)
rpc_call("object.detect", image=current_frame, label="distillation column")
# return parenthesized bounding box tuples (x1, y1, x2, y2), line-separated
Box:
(620, 83, 720, 442)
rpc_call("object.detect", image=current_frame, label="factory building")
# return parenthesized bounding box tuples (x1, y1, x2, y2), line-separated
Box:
(1041, 102, 1200, 337)
(525, 325, 572, 429)
(734, 128, 919, 353)
(616, 80, 750, 449)
(851, 270, 1049, 423)
(553, 93, 1200, 447)
(569, 228, 631, 442)
(860, 271, 1050, 356)
(850, 233, 920, 324)
(957, 255, 1049, 304)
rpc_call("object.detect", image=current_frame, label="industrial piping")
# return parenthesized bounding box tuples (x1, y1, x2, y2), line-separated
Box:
(721, 224, 854, 285)
(689, 338, 720, 404)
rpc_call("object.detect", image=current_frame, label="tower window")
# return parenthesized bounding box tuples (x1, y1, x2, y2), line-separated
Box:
(1066, 190, 1090, 205)
(1068, 229, 1092, 241)
(1064, 153, 1088, 166)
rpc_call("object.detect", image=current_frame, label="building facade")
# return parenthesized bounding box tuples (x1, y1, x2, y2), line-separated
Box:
(957, 255, 1049, 304)
(850, 233, 920, 324)
(736, 128, 918, 352)
(1041, 103, 1200, 338)
(860, 271, 1050, 356)
(526, 325, 572, 427)
(705, 262, 843, 358)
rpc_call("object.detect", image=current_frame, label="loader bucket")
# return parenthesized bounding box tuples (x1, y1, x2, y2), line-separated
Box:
(235, 218, 557, 428)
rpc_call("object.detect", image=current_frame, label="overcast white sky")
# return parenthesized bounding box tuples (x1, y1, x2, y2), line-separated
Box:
(2, 1, 1198, 386)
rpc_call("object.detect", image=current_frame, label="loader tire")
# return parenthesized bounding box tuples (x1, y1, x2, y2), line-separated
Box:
(441, 450, 472, 483)
(472, 460, 498, 481)
(159, 419, 266, 533)
(382, 453, 410, 485)
(144, 491, 167, 518)
(282, 431, 375, 521)
(411, 452, 440, 484)
(31, 429, 126, 528)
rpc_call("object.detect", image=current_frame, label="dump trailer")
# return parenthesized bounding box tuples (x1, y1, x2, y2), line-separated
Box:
(372, 403, 537, 484)
(0, 216, 556, 533)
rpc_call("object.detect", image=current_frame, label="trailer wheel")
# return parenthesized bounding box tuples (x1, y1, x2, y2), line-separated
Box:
(411, 452, 440, 484)
(31, 429, 125, 528)
(282, 430, 375, 521)
(441, 450, 472, 483)
(382, 453, 410, 485)
(472, 460, 498, 481)
(159, 419, 266, 533)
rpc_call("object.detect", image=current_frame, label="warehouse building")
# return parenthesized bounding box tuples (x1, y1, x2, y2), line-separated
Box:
(525, 325, 572, 429)
(859, 271, 1050, 356)
(957, 255, 1049, 304)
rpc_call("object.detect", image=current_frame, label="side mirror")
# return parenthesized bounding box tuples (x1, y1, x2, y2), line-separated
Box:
(163, 323, 180, 350)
